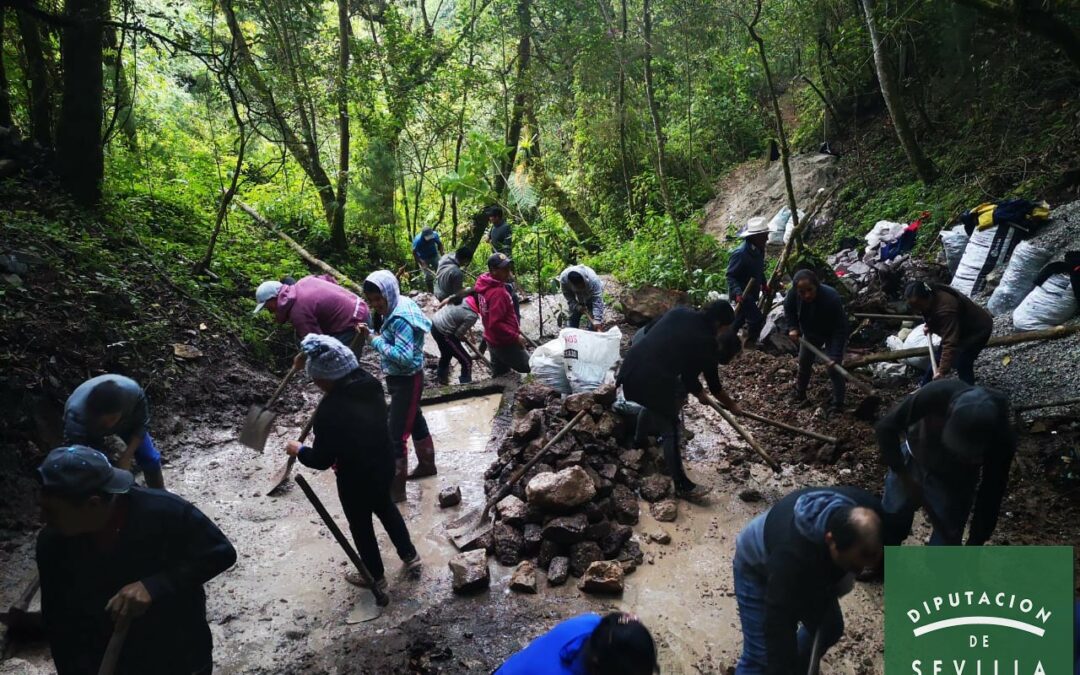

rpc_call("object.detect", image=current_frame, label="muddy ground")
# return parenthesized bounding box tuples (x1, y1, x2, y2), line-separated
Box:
(2, 295, 1078, 674)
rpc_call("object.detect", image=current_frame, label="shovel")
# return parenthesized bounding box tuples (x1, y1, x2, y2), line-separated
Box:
(703, 397, 782, 472)
(738, 410, 837, 444)
(294, 474, 386, 620)
(798, 338, 881, 420)
(97, 614, 132, 675)
(446, 410, 587, 550)
(926, 331, 938, 376)
(240, 358, 301, 452)
(806, 626, 823, 675)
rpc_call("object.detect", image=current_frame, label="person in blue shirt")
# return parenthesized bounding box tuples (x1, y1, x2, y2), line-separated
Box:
(412, 227, 445, 292)
(496, 612, 659, 675)
(727, 218, 770, 348)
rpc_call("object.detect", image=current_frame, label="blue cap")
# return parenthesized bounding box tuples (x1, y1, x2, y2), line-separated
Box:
(38, 446, 134, 497)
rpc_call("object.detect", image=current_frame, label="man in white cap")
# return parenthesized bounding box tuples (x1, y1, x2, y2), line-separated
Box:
(252, 274, 369, 345)
(726, 217, 770, 348)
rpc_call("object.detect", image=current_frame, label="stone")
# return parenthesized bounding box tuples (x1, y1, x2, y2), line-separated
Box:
(611, 484, 640, 525)
(578, 560, 625, 594)
(651, 499, 678, 522)
(569, 541, 604, 578)
(538, 539, 564, 569)
(572, 414, 599, 437)
(596, 412, 622, 438)
(617, 539, 645, 572)
(582, 499, 607, 523)
(496, 495, 528, 527)
(449, 550, 490, 594)
(599, 524, 633, 558)
(526, 466, 596, 512)
(618, 449, 644, 472)
(509, 561, 538, 594)
(492, 523, 525, 566)
(438, 485, 462, 508)
(515, 382, 558, 410)
(541, 513, 589, 544)
(620, 285, 687, 326)
(585, 518, 613, 541)
(523, 524, 543, 556)
(547, 556, 570, 586)
(598, 463, 618, 481)
(563, 392, 596, 414)
(639, 475, 672, 502)
(513, 409, 544, 442)
(592, 382, 617, 406)
(648, 529, 672, 545)
(555, 450, 585, 470)
(738, 488, 764, 503)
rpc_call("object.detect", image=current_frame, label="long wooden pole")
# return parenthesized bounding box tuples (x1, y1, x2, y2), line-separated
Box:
(852, 313, 922, 321)
(844, 324, 1080, 369)
(705, 398, 782, 472)
(739, 410, 837, 444)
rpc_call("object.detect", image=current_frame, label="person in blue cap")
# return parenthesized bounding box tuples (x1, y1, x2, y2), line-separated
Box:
(35, 445, 235, 674)
(496, 612, 659, 675)
(412, 227, 445, 292)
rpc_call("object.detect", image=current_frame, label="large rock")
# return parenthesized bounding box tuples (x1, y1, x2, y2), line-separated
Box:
(596, 412, 623, 438)
(592, 382, 617, 406)
(541, 513, 589, 544)
(620, 286, 687, 325)
(651, 499, 678, 523)
(538, 539, 564, 569)
(548, 556, 570, 586)
(611, 484, 640, 525)
(639, 475, 671, 502)
(510, 561, 538, 594)
(600, 524, 633, 558)
(618, 449, 644, 472)
(515, 382, 559, 410)
(513, 409, 544, 443)
(562, 392, 596, 414)
(496, 495, 528, 527)
(569, 541, 604, 578)
(449, 550, 490, 594)
(438, 485, 462, 508)
(526, 466, 596, 512)
(493, 523, 525, 566)
(523, 524, 543, 556)
(579, 560, 625, 594)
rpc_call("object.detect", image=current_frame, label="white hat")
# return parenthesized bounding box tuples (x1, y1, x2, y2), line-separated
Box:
(253, 280, 283, 315)
(739, 217, 770, 238)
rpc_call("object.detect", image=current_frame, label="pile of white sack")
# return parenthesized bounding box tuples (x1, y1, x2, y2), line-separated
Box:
(529, 327, 623, 394)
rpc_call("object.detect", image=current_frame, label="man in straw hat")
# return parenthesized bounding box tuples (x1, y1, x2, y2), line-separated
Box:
(726, 217, 770, 348)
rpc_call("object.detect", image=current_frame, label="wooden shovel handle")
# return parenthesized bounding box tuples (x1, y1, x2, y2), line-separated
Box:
(739, 410, 837, 444)
(706, 398, 782, 472)
(97, 614, 132, 675)
(266, 358, 302, 408)
(799, 339, 875, 395)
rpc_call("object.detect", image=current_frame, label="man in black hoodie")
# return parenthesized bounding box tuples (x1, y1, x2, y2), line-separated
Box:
(36, 445, 236, 674)
(783, 270, 849, 414)
(286, 334, 421, 594)
(732, 486, 883, 675)
(618, 301, 740, 501)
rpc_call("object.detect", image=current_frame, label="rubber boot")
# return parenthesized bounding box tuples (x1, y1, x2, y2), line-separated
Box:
(407, 436, 437, 480)
(391, 458, 407, 503)
(436, 366, 450, 386)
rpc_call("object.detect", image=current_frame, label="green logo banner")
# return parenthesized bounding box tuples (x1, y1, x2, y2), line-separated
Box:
(886, 546, 1073, 674)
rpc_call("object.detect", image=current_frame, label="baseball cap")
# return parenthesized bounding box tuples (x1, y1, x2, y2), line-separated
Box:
(487, 253, 512, 269)
(253, 280, 283, 315)
(422, 227, 435, 240)
(38, 445, 134, 497)
(942, 388, 1008, 464)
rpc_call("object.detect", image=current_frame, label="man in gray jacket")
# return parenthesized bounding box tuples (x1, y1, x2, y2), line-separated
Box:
(559, 264, 605, 331)
(434, 247, 473, 301)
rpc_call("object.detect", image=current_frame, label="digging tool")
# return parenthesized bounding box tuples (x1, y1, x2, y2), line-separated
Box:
(733, 278, 759, 319)
(294, 474, 386, 618)
(737, 410, 838, 444)
(798, 338, 882, 419)
(447, 410, 588, 550)
(462, 336, 492, 369)
(806, 627, 823, 675)
(239, 359, 302, 452)
(703, 397, 782, 472)
(926, 331, 938, 376)
(851, 313, 922, 321)
(97, 615, 132, 675)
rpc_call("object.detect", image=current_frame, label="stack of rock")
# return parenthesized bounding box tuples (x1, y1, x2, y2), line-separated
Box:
(827, 248, 948, 311)
(453, 381, 678, 596)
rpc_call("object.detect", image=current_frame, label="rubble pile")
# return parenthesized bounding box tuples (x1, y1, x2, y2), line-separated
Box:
(827, 248, 948, 312)
(467, 381, 678, 595)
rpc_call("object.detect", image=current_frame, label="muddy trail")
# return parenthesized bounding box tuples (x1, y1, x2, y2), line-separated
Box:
(2, 296, 1079, 674)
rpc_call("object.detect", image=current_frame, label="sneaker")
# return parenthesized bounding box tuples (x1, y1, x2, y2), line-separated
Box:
(345, 570, 388, 593)
(675, 483, 712, 503)
(403, 553, 422, 580)
(458, 372, 472, 385)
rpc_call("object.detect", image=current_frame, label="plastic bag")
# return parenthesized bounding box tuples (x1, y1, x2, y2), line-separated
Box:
(562, 326, 623, 393)
(766, 208, 790, 246)
(950, 225, 1021, 297)
(986, 240, 1054, 316)
(940, 224, 969, 276)
(1012, 274, 1079, 331)
(528, 337, 571, 393)
(884, 324, 941, 370)
(782, 209, 806, 245)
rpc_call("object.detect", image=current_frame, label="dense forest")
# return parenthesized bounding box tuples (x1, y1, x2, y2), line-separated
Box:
(1, 0, 1078, 315)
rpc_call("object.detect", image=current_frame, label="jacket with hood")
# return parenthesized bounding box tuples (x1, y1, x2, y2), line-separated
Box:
(494, 613, 602, 674)
(434, 253, 466, 301)
(298, 367, 395, 482)
(920, 284, 993, 375)
(274, 275, 370, 339)
(558, 265, 605, 320)
(474, 272, 520, 348)
(366, 270, 432, 376)
(734, 486, 882, 675)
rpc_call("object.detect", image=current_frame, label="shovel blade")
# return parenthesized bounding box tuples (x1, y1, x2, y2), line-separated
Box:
(266, 456, 297, 496)
(447, 513, 492, 552)
(345, 591, 383, 624)
(239, 404, 277, 452)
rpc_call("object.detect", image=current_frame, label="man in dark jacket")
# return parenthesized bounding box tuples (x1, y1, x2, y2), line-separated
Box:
(618, 302, 740, 501)
(733, 486, 883, 675)
(784, 270, 849, 414)
(434, 246, 473, 301)
(904, 281, 993, 385)
(286, 334, 420, 593)
(36, 445, 236, 674)
(727, 219, 770, 347)
(875, 379, 1015, 546)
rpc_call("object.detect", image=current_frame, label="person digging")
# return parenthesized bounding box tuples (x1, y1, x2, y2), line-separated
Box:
(727, 218, 770, 348)
(286, 334, 421, 593)
(412, 227, 445, 293)
(36, 445, 236, 674)
(617, 301, 741, 502)
(64, 374, 166, 490)
(904, 280, 992, 386)
(732, 486, 884, 675)
(784, 270, 849, 417)
(472, 253, 531, 376)
(430, 287, 480, 385)
(252, 274, 370, 347)
(558, 264, 605, 331)
(875, 379, 1015, 548)
(434, 245, 474, 301)
(360, 270, 437, 500)
(495, 612, 660, 675)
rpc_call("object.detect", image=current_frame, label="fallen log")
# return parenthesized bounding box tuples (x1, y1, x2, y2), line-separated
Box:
(234, 198, 365, 297)
(843, 324, 1080, 369)
(851, 313, 922, 321)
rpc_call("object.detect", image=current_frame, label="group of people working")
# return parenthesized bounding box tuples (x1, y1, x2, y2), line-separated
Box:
(29, 206, 1013, 674)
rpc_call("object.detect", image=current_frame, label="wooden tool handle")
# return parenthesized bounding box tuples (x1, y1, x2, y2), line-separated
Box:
(739, 410, 838, 444)
(799, 338, 876, 395)
(707, 399, 781, 472)
(266, 359, 302, 407)
(97, 614, 132, 675)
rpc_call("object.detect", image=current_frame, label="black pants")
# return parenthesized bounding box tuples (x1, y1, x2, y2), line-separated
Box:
(635, 407, 693, 491)
(489, 343, 531, 376)
(732, 290, 765, 340)
(431, 326, 472, 379)
(338, 470, 416, 581)
(797, 334, 846, 406)
(386, 373, 430, 459)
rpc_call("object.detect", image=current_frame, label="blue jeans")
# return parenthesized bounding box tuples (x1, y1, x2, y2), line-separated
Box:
(135, 431, 162, 471)
(882, 456, 977, 545)
(733, 557, 843, 674)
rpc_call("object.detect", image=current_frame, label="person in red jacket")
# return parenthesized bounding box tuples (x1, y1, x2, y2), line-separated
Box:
(474, 253, 531, 376)
(253, 275, 369, 344)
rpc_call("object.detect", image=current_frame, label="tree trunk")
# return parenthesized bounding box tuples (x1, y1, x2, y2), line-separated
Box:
(526, 106, 597, 248)
(616, 0, 634, 220)
(102, 24, 137, 150)
(16, 9, 52, 146)
(861, 0, 937, 184)
(950, 0, 1080, 73)
(497, 0, 531, 197)
(331, 0, 350, 250)
(56, 0, 107, 205)
(196, 128, 246, 276)
(0, 8, 12, 129)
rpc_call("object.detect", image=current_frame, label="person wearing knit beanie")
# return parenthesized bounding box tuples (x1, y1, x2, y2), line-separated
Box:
(301, 334, 358, 381)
